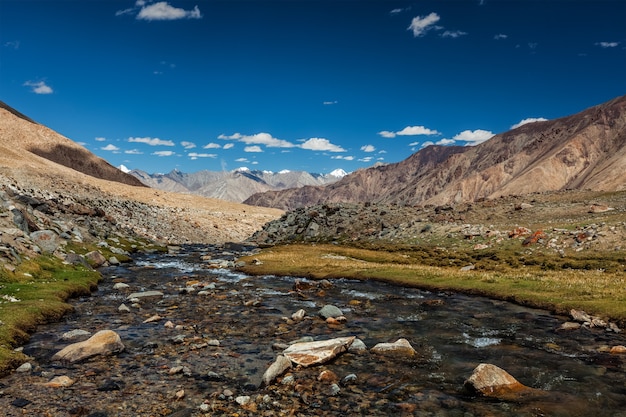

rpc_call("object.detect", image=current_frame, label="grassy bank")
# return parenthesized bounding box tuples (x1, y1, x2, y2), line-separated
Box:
(237, 243, 626, 325)
(0, 255, 101, 376)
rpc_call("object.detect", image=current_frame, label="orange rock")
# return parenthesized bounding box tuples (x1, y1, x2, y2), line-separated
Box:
(610, 345, 626, 354)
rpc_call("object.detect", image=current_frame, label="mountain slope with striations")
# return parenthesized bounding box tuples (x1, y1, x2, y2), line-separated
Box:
(245, 95, 626, 210)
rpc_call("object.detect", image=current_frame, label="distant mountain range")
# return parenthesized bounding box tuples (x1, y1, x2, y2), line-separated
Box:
(244, 94, 626, 210)
(124, 167, 347, 202)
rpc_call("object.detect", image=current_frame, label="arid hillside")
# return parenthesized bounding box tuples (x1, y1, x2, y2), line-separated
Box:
(245, 95, 626, 210)
(0, 102, 283, 245)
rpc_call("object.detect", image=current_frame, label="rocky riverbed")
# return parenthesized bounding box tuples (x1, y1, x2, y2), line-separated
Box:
(1, 244, 625, 416)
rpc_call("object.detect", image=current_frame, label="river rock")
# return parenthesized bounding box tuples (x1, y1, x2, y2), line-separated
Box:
(370, 338, 416, 356)
(319, 304, 343, 319)
(16, 362, 32, 373)
(44, 375, 75, 388)
(30, 230, 59, 253)
(262, 355, 292, 385)
(52, 330, 125, 363)
(61, 329, 91, 341)
(610, 345, 626, 354)
(464, 363, 543, 401)
(85, 250, 107, 267)
(291, 309, 306, 322)
(126, 290, 164, 300)
(283, 336, 355, 367)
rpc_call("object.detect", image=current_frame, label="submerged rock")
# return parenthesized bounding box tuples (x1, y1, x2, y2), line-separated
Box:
(370, 338, 416, 356)
(262, 354, 292, 386)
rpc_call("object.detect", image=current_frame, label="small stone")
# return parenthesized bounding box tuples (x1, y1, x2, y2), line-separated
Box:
(61, 329, 91, 341)
(557, 322, 581, 331)
(460, 264, 475, 271)
(118, 303, 131, 313)
(318, 369, 338, 383)
(341, 373, 357, 386)
(126, 291, 164, 300)
(113, 283, 130, 290)
(291, 309, 306, 322)
(235, 395, 251, 406)
(348, 338, 367, 353)
(143, 314, 162, 323)
(329, 383, 341, 396)
(318, 305, 343, 319)
(44, 375, 75, 388)
(610, 345, 626, 354)
(169, 366, 184, 374)
(371, 338, 416, 356)
(16, 362, 32, 373)
(262, 355, 292, 386)
(164, 320, 175, 328)
(223, 389, 234, 397)
(175, 389, 185, 399)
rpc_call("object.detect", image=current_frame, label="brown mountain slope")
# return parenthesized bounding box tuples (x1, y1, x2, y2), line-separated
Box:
(0, 101, 144, 187)
(0, 102, 282, 244)
(245, 95, 626, 210)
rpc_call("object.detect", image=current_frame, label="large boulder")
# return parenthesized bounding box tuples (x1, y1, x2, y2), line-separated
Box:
(283, 336, 355, 367)
(52, 330, 124, 363)
(464, 363, 544, 401)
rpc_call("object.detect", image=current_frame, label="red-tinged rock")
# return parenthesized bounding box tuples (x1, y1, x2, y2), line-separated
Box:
(464, 363, 545, 401)
(610, 345, 626, 354)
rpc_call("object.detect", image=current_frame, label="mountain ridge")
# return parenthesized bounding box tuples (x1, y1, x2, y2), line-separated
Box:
(244, 94, 626, 210)
(128, 167, 347, 203)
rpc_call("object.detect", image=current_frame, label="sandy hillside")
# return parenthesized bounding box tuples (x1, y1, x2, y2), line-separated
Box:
(0, 103, 283, 244)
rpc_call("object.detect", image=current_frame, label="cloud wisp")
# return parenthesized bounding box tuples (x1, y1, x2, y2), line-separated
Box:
(510, 117, 548, 129)
(128, 137, 175, 146)
(117, 1, 202, 21)
(219, 132, 346, 153)
(24, 80, 53, 94)
(378, 125, 440, 138)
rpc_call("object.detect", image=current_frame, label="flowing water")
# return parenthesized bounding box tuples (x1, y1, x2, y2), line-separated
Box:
(2, 245, 625, 416)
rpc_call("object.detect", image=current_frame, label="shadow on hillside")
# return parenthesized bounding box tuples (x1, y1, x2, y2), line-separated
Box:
(29, 144, 147, 187)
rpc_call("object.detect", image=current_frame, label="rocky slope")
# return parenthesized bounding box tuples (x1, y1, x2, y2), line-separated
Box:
(245, 95, 626, 210)
(129, 167, 346, 203)
(0, 102, 283, 255)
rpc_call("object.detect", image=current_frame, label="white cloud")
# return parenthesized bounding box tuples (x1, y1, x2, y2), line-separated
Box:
(378, 130, 397, 138)
(332, 155, 355, 161)
(235, 157, 248, 162)
(128, 137, 175, 146)
(24, 80, 53, 94)
(511, 117, 548, 129)
(136, 2, 202, 21)
(152, 150, 175, 157)
(125, 149, 143, 155)
(244, 145, 263, 153)
(188, 152, 217, 159)
(596, 41, 619, 48)
(381, 125, 440, 138)
(397, 125, 440, 136)
(494, 33, 508, 40)
(219, 132, 295, 148)
(358, 156, 374, 163)
(453, 129, 495, 145)
(223, 143, 234, 150)
(300, 138, 346, 152)
(361, 145, 376, 152)
(441, 30, 467, 38)
(181, 141, 196, 149)
(323, 100, 339, 105)
(416, 137, 456, 148)
(203, 142, 221, 149)
(408, 12, 440, 37)
(101, 144, 120, 151)
(95, 137, 106, 142)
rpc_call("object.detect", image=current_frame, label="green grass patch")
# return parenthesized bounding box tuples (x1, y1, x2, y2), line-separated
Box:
(0, 255, 100, 376)
(237, 243, 626, 326)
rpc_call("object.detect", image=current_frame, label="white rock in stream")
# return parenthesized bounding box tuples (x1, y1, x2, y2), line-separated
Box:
(126, 290, 164, 299)
(262, 355, 292, 385)
(283, 336, 355, 367)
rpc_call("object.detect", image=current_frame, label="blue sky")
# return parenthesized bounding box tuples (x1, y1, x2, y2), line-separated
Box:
(1, 1, 625, 175)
